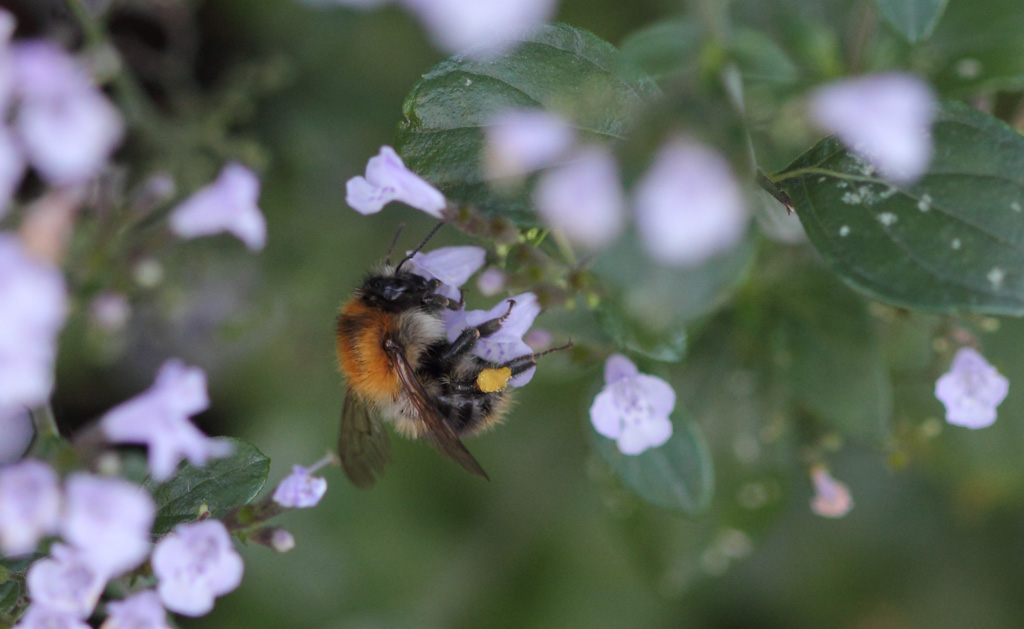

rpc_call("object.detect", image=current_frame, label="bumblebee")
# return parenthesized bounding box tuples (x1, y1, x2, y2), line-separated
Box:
(335, 235, 566, 488)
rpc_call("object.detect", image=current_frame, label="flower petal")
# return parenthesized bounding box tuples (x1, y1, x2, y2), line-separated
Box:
(407, 246, 486, 288)
(347, 146, 445, 217)
(484, 109, 575, 179)
(533, 148, 625, 249)
(168, 163, 266, 251)
(603, 353, 638, 385)
(589, 388, 622, 439)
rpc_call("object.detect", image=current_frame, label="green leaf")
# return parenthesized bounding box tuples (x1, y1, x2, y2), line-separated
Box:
(775, 101, 1024, 315)
(0, 579, 20, 616)
(874, 0, 948, 43)
(619, 18, 702, 83)
(771, 273, 892, 438)
(591, 409, 714, 514)
(396, 23, 658, 225)
(594, 305, 688, 363)
(144, 438, 270, 535)
(924, 0, 1024, 95)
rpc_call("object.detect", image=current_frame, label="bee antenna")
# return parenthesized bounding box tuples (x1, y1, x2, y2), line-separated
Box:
(385, 223, 406, 267)
(396, 221, 444, 272)
(534, 340, 573, 359)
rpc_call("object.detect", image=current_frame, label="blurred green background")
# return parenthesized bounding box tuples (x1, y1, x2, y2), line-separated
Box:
(26, 0, 1024, 626)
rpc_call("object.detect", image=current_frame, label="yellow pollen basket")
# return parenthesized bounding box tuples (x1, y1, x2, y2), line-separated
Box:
(476, 367, 512, 393)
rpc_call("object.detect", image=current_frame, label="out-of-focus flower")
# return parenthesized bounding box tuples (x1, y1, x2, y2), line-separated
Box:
(89, 292, 131, 332)
(446, 292, 541, 387)
(524, 328, 552, 351)
(404, 245, 486, 301)
(269, 529, 295, 553)
(13, 605, 90, 629)
(0, 459, 61, 555)
(533, 148, 624, 250)
(152, 520, 244, 617)
(100, 590, 171, 629)
(0, 234, 67, 409)
(634, 139, 748, 267)
(346, 146, 445, 218)
(809, 73, 936, 183)
(61, 474, 155, 577)
(0, 406, 33, 463)
(476, 267, 506, 297)
(484, 109, 574, 180)
(935, 347, 1009, 429)
(590, 354, 674, 455)
(272, 464, 328, 508)
(26, 544, 107, 619)
(100, 359, 232, 481)
(168, 163, 266, 251)
(809, 464, 853, 518)
(402, 0, 557, 58)
(11, 41, 124, 186)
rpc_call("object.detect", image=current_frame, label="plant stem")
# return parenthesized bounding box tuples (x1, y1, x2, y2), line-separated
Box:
(31, 403, 59, 439)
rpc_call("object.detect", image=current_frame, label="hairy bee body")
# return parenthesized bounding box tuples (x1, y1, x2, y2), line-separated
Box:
(336, 284, 510, 438)
(335, 265, 534, 486)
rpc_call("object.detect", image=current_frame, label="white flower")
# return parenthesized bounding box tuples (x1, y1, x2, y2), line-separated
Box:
(152, 520, 244, 617)
(404, 245, 486, 301)
(11, 41, 124, 186)
(401, 0, 557, 58)
(346, 146, 446, 218)
(0, 459, 61, 556)
(935, 347, 1009, 429)
(809, 465, 853, 518)
(61, 474, 155, 577)
(484, 109, 574, 180)
(272, 465, 328, 509)
(445, 292, 541, 387)
(26, 544, 107, 619)
(13, 605, 90, 629)
(100, 590, 171, 629)
(100, 359, 232, 481)
(0, 406, 33, 463)
(589, 354, 674, 455)
(809, 73, 936, 183)
(168, 163, 266, 251)
(634, 139, 748, 267)
(533, 148, 625, 250)
(0, 234, 67, 409)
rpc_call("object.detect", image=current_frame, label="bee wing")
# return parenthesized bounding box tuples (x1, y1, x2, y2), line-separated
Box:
(339, 387, 392, 488)
(385, 341, 490, 481)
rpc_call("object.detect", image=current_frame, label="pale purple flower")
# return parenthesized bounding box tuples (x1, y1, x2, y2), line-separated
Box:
(634, 139, 748, 267)
(26, 544, 107, 619)
(589, 354, 674, 455)
(484, 109, 575, 180)
(152, 520, 244, 617)
(100, 359, 232, 481)
(524, 328, 552, 351)
(269, 529, 295, 553)
(0, 234, 67, 409)
(168, 163, 266, 251)
(0, 406, 33, 463)
(404, 245, 486, 301)
(346, 146, 446, 218)
(272, 464, 328, 508)
(445, 292, 540, 387)
(935, 347, 1009, 429)
(809, 73, 936, 183)
(89, 292, 131, 332)
(11, 41, 124, 186)
(401, 0, 557, 58)
(533, 148, 624, 249)
(809, 465, 853, 518)
(61, 474, 155, 577)
(0, 459, 61, 555)
(476, 267, 506, 297)
(14, 606, 90, 629)
(100, 590, 171, 629)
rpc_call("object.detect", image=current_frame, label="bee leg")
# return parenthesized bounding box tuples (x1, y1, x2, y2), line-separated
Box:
(500, 341, 573, 376)
(422, 279, 464, 311)
(440, 300, 517, 362)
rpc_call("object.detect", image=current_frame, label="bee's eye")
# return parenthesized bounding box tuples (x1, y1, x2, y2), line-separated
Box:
(382, 285, 405, 301)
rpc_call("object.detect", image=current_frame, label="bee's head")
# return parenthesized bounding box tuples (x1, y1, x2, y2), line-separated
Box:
(359, 271, 434, 312)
